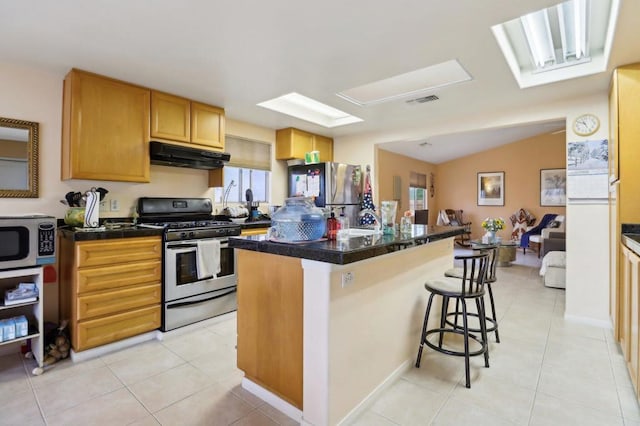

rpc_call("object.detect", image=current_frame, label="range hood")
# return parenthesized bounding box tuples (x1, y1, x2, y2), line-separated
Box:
(149, 141, 230, 170)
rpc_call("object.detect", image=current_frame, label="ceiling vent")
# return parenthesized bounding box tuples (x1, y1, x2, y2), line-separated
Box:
(406, 95, 440, 105)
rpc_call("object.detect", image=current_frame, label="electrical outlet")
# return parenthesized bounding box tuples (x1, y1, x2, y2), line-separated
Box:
(341, 272, 355, 288)
(110, 199, 120, 212)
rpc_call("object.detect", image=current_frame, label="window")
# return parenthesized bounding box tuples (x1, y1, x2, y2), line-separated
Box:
(223, 167, 270, 203)
(409, 187, 426, 211)
(221, 136, 272, 203)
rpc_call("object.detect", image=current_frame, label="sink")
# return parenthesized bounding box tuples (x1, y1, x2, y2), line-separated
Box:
(347, 228, 380, 237)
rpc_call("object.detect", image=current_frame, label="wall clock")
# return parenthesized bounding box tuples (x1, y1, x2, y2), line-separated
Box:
(572, 113, 600, 136)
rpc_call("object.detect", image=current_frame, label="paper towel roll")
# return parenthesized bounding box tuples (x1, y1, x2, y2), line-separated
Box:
(84, 190, 100, 228)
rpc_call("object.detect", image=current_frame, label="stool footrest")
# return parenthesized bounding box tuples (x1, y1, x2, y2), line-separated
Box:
(423, 328, 487, 358)
(445, 311, 498, 334)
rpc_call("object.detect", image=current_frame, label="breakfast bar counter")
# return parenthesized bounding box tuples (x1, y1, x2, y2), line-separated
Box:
(230, 226, 463, 425)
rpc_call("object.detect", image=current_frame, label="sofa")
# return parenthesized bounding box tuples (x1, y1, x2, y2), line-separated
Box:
(527, 215, 565, 257)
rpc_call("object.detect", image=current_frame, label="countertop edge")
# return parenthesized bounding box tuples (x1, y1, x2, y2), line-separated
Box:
(230, 226, 464, 265)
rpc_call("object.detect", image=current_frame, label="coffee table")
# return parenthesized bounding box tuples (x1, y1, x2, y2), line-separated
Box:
(471, 240, 518, 267)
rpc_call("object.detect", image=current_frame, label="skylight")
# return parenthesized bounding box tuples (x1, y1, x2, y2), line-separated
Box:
(492, 0, 620, 88)
(337, 59, 472, 106)
(257, 93, 363, 128)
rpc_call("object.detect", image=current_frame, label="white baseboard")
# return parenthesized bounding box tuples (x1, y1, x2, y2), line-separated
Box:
(564, 313, 613, 329)
(241, 378, 302, 423)
(70, 330, 158, 362)
(337, 359, 412, 426)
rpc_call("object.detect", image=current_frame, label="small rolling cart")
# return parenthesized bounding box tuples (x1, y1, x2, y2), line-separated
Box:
(0, 266, 45, 375)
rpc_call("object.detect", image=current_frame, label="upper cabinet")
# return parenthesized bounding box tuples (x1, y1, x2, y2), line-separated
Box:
(275, 128, 333, 162)
(151, 91, 191, 143)
(151, 92, 225, 150)
(62, 69, 151, 182)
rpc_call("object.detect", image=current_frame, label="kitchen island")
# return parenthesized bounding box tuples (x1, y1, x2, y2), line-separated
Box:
(230, 225, 464, 425)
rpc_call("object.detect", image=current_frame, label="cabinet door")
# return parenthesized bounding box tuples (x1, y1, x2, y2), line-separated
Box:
(151, 91, 191, 142)
(76, 260, 161, 294)
(76, 237, 161, 268)
(62, 69, 151, 182)
(276, 128, 313, 160)
(621, 245, 631, 361)
(77, 283, 161, 320)
(76, 305, 161, 351)
(191, 102, 225, 150)
(623, 245, 640, 394)
(313, 134, 333, 162)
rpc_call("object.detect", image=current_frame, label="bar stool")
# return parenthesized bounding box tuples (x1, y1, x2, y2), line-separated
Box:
(415, 252, 490, 388)
(444, 244, 500, 343)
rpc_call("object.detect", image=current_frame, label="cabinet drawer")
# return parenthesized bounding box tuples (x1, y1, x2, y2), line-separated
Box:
(76, 237, 161, 268)
(76, 305, 160, 351)
(76, 260, 161, 294)
(77, 283, 161, 321)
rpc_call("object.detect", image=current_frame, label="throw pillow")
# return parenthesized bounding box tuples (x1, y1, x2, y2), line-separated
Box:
(548, 220, 561, 228)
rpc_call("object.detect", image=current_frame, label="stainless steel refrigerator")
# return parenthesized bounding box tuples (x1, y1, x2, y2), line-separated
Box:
(288, 162, 362, 224)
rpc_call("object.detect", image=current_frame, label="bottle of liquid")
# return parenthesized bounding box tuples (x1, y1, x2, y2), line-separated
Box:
(327, 210, 338, 240)
(336, 207, 350, 241)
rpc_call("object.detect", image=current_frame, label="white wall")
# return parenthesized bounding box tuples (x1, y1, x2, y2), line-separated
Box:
(335, 93, 612, 324)
(564, 99, 611, 325)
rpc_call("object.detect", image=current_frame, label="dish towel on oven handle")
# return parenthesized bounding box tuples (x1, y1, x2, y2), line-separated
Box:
(196, 239, 221, 280)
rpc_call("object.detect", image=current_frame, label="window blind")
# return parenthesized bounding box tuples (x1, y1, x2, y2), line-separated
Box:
(410, 172, 427, 188)
(225, 136, 272, 171)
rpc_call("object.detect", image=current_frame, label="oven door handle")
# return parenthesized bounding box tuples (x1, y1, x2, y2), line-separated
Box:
(167, 288, 237, 309)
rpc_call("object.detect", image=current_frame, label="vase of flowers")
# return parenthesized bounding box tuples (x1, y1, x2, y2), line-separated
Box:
(481, 217, 505, 243)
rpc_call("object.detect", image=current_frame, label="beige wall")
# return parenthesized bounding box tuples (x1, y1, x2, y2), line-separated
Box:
(377, 149, 437, 224)
(435, 131, 567, 240)
(0, 63, 279, 219)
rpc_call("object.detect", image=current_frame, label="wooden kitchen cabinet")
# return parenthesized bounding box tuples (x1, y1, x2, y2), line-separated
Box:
(610, 64, 640, 343)
(191, 101, 225, 150)
(151, 91, 226, 150)
(236, 250, 303, 409)
(59, 236, 162, 352)
(621, 243, 640, 395)
(275, 127, 333, 162)
(61, 69, 151, 182)
(151, 91, 191, 143)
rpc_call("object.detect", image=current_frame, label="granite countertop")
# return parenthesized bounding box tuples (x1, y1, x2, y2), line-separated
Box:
(229, 225, 465, 265)
(622, 224, 640, 256)
(58, 225, 164, 241)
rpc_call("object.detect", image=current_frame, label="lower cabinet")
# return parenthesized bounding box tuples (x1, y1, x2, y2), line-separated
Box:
(621, 243, 640, 395)
(59, 236, 162, 351)
(236, 250, 303, 409)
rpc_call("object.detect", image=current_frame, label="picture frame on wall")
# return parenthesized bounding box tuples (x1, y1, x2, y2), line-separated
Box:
(540, 168, 566, 206)
(477, 171, 504, 206)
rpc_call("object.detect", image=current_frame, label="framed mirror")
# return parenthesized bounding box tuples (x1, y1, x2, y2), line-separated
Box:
(0, 117, 39, 198)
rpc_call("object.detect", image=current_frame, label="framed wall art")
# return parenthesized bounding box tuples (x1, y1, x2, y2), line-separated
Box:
(477, 171, 504, 206)
(540, 168, 566, 206)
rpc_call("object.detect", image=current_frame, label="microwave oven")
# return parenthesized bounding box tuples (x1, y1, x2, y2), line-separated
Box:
(0, 215, 56, 271)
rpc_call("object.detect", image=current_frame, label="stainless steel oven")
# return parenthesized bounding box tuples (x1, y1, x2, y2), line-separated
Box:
(163, 236, 237, 330)
(137, 197, 241, 331)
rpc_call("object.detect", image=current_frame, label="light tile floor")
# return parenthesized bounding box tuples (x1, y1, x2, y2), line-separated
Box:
(1, 250, 638, 425)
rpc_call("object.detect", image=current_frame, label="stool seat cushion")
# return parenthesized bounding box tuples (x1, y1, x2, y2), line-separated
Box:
(425, 277, 484, 297)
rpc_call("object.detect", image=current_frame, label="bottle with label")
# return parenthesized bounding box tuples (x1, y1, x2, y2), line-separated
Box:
(327, 210, 338, 240)
(336, 207, 350, 241)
